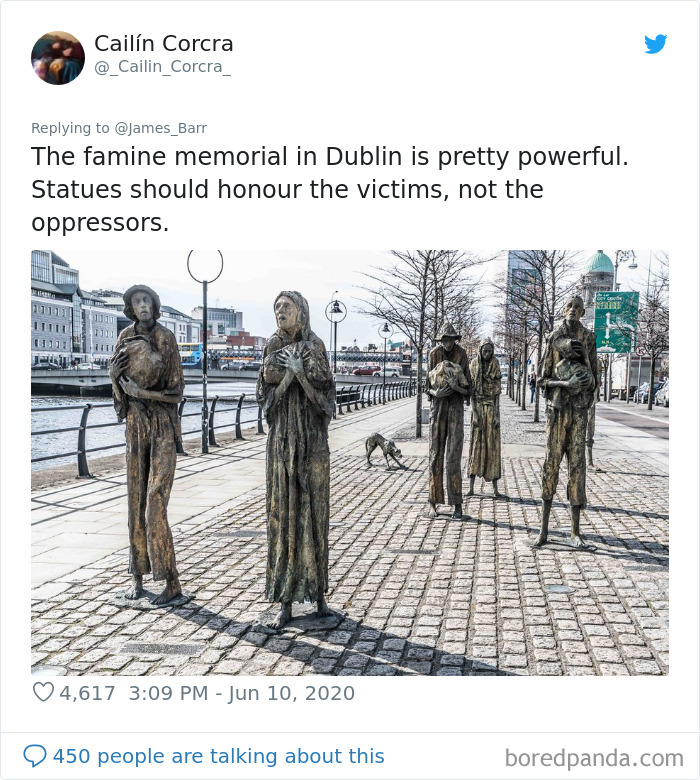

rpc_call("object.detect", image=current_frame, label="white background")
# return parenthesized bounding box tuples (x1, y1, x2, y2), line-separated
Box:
(1, 2, 697, 778)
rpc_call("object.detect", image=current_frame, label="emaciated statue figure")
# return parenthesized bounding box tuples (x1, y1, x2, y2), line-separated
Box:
(533, 295, 599, 549)
(426, 323, 472, 519)
(256, 291, 336, 629)
(109, 285, 184, 605)
(467, 338, 503, 497)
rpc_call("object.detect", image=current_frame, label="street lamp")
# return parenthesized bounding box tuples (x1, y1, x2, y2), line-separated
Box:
(378, 322, 394, 397)
(613, 250, 637, 403)
(187, 250, 224, 454)
(325, 295, 347, 373)
(613, 250, 637, 290)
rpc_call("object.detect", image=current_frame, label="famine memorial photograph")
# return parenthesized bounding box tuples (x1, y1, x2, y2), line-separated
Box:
(30, 249, 669, 677)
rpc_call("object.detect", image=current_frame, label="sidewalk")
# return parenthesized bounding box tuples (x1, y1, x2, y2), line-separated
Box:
(31, 396, 668, 676)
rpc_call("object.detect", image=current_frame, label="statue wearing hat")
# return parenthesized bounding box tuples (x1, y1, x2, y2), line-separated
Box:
(533, 295, 599, 550)
(426, 323, 472, 518)
(109, 284, 185, 605)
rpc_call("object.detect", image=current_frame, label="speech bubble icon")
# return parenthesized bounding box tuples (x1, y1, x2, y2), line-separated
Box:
(23, 745, 47, 767)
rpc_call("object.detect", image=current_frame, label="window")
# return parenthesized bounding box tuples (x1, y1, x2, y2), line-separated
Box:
(61, 308, 65, 316)
(40, 305, 45, 314)
(62, 325, 66, 333)
(41, 323, 45, 330)
(41, 340, 46, 347)
(63, 341, 67, 349)
(48, 324, 52, 332)
(33, 304, 37, 313)
(33, 322, 37, 329)
(49, 340, 53, 348)
(94, 329, 98, 337)
(54, 307, 58, 316)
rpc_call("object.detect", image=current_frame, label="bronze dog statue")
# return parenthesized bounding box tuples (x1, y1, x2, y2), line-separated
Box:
(366, 433, 406, 470)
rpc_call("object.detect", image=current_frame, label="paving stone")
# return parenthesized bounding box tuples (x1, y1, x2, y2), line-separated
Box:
(631, 659, 662, 675)
(30, 397, 668, 678)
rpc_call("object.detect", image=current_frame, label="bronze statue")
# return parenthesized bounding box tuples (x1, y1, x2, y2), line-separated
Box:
(109, 285, 184, 605)
(533, 296, 599, 549)
(256, 291, 336, 629)
(365, 433, 405, 470)
(467, 338, 502, 497)
(426, 323, 472, 518)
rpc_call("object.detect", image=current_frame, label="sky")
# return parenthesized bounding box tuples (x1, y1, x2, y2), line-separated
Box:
(64, 249, 505, 348)
(61, 248, 663, 350)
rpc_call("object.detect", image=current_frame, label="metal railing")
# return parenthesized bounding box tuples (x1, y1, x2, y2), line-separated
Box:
(31, 381, 415, 477)
(334, 380, 414, 416)
(31, 395, 263, 478)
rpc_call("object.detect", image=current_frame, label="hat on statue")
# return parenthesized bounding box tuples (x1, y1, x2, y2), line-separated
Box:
(437, 322, 461, 340)
(122, 284, 162, 322)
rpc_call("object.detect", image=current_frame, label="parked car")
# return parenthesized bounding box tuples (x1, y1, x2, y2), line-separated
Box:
(352, 365, 381, 376)
(31, 360, 61, 371)
(241, 362, 261, 372)
(654, 380, 669, 407)
(76, 362, 100, 370)
(634, 381, 662, 404)
(373, 368, 400, 378)
(633, 383, 648, 403)
(221, 361, 246, 371)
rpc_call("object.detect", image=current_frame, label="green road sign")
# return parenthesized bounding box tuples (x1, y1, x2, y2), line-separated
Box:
(594, 291, 639, 353)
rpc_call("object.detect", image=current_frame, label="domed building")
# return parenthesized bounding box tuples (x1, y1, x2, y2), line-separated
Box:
(577, 250, 615, 328)
(580, 250, 615, 307)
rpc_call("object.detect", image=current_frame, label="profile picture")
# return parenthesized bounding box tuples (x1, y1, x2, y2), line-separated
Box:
(31, 31, 85, 85)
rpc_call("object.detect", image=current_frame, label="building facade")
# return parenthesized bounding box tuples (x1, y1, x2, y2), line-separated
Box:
(160, 306, 201, 344)
(31, 251, 117, 366)
(191, 305, 243, 337)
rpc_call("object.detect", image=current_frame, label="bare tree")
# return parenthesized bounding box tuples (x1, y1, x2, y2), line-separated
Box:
(635, 252, 669, 410)
(357, 250, 488, 437)
(493, 250, 583, 420)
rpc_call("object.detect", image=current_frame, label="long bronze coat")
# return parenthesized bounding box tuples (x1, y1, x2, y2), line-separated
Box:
(468, 344, 502, 481)
(538, 319, 598, 507)
(426, 343, 472, 505)
(110, 322, 183, 580)
(256, 326, 335, 604)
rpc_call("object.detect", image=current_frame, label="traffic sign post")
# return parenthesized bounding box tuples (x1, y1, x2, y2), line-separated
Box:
(594, 291, 639, 354)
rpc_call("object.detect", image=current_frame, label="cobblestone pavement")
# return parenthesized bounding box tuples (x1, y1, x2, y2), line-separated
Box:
(31, 397, 668, 676)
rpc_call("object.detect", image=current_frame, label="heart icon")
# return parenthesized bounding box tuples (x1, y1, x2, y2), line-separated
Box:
(33, 682, 54, 702)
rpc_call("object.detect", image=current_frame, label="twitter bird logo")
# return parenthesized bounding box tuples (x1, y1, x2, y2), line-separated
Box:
(645, 35, 667, 54)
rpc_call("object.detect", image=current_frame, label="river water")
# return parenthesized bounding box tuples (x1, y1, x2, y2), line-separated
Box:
(31, 380, 260, 472)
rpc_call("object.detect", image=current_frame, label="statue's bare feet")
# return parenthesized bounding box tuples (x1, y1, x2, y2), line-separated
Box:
(452, 505, 462, 519)
(265, 603, 292, 629)
(531, 534, 548, 549)
(317, 596, 334, 617)
(152, 577, 182, 606)
(570, 534, 587, 549)
(125, 575, 143, 600)
(428, 502, 438, 517)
